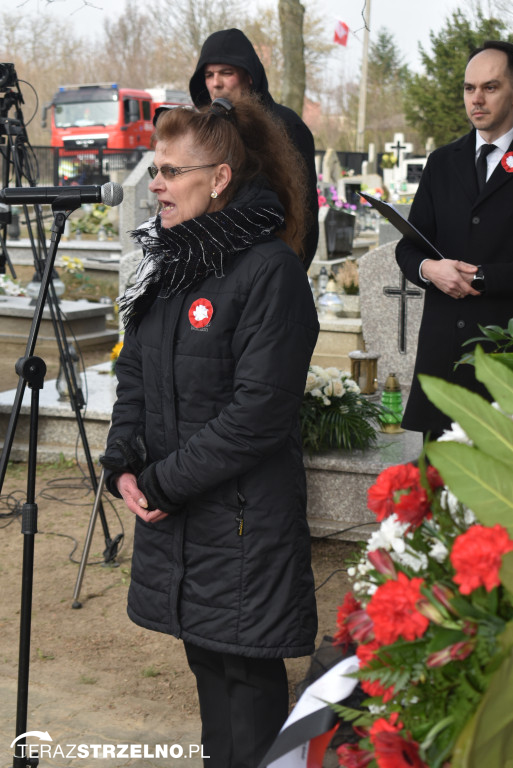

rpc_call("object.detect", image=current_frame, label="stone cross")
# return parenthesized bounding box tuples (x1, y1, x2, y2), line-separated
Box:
(383, 274, 423, 354)
(358, 241, 424, 389)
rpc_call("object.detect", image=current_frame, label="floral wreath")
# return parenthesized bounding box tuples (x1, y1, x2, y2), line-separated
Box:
(331, 343, 513, 768)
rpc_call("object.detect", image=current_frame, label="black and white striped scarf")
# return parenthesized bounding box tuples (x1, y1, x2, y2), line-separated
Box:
(119, 205, 284, 330)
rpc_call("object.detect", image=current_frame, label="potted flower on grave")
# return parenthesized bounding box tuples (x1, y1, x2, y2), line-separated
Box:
(331, 339, 513, 768)
(0, 274, 26, 296)
(317, 178, 357, 259)
(300, 365, 385, 453)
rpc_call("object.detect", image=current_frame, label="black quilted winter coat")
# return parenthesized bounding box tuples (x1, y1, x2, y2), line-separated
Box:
(103, 187, 319, 659)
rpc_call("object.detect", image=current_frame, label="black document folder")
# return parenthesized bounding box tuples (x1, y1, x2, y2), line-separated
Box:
(359, 191, 445, 260)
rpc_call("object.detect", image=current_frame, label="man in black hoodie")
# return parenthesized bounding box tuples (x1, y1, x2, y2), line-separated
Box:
(189, 28, 319, 269)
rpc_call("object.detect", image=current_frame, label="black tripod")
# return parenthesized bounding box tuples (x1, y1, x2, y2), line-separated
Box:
(3, 204, 78, 767)
(0, 71, 122, 564)
(0, 67, 123, 767)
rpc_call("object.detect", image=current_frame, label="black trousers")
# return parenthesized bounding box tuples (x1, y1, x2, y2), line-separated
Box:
(184, 641, 289, 768)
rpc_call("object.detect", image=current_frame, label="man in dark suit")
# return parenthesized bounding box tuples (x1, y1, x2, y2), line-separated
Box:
(189, 28, 319, 269)
(396, 40, 513, 437)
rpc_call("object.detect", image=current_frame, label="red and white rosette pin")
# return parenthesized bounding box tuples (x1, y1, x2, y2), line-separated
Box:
(188, 298, 214, 329)
(501, 151, 513, 172)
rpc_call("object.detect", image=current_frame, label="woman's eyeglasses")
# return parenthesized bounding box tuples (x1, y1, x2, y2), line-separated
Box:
(148, 164, 216, 180)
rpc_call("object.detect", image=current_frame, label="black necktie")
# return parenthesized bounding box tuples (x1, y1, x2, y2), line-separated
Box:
(476, 143, 496, 192)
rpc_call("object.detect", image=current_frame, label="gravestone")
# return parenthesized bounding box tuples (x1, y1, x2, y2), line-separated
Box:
(321, 148, 342, 185)
(378, 203, 411, 246)
(116, 154, 155, 312)
(118, 153, 155, 257)
(358, 241, 423, 389)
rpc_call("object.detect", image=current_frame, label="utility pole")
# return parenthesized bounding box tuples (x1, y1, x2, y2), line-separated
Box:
(356, 0, 371, 152)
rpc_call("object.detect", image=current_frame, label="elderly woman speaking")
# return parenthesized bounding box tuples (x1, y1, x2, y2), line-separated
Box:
(100, 95, 319, 768)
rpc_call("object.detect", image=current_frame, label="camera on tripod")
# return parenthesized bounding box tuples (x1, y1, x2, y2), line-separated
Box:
(0, 63, 17, 91)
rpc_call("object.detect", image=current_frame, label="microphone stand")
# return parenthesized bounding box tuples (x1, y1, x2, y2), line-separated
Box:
(4, 201, 71, 768)
(1, 198, 118, 768)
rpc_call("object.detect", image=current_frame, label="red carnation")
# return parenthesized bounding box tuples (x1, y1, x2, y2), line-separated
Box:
(366, 572, 429, 645)
(333, 592, 362, 649)
(450, 524, 513, 595)
(373, 731, 428, 768)
(367, 463, 421, 521)
(394, 486, 432, 529)
(356, 638, 381, 666)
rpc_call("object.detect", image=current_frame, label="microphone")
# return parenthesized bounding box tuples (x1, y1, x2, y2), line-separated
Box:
(0, 181, 123, 207)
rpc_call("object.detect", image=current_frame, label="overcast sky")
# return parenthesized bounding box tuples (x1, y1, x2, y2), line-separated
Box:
(3, 0, 470, 77)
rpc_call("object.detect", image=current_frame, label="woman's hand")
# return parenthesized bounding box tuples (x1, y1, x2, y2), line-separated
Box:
(116, 472, 169, 523)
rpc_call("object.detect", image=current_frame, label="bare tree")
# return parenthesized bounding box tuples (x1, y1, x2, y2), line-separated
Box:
(101, 0, 159, 88)
(147, 0, 250, 88)
(0, 11, 98, 144)
(278, 0, 306, 116)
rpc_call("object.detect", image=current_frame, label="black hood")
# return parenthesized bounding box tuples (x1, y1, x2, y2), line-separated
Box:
(189, 28, 271, 108)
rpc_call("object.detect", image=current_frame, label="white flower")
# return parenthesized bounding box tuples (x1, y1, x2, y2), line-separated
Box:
(440, 489, 476, 528)
(357, 560, 373, 575)
(369, 704, 387, 715)
(332, 380, 344, 397)
(345, 380, 361, 394)
(463, 507, 477, 526)
(310, 388, 323, 399)
(0, 274, 26, 296)
(305, 372, 317, 392)
(323, 381, 334, 397)
(391, 547, 428, 572)
(437, 422, 472, 446)
(428, 540, 449, 563)
(367, 514, 409, 554)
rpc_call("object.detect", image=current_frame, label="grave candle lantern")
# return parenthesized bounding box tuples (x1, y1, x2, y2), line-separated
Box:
(380, 372, 404, 433)
(348, 350, 379, 394)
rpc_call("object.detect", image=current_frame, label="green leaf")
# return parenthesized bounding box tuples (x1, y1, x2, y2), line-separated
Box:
(419, 374, 513, 465)
(499, 551, 513, 597)
(425, 442, 513, 534)
(474, 345, 513, 414)
(464, 648, 513, 768)
(427, 626, 466, 653)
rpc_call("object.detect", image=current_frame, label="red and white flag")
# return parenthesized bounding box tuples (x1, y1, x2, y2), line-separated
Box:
(334, 20, 349, 46)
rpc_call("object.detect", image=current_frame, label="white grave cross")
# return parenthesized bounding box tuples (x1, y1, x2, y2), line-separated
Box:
(384, 133, 413, 169)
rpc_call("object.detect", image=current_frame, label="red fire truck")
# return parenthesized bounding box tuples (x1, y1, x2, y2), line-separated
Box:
(42, 83, 191, 183)
(42, 83, 191, 152)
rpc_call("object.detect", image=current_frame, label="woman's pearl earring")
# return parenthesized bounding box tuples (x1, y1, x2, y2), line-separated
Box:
(210, 190, 218, 199)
